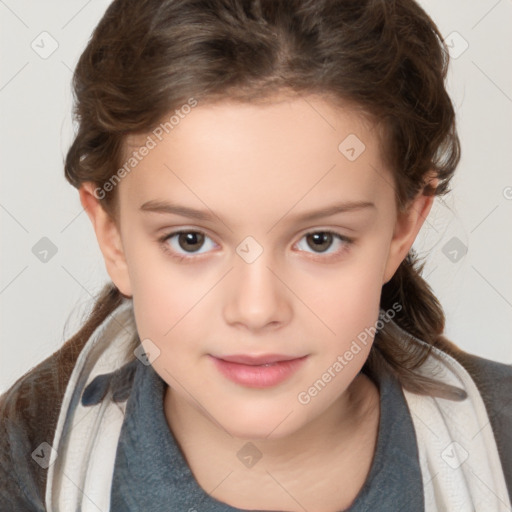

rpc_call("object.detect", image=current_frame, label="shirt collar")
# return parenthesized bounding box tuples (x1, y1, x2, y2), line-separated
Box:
(81, 357, 139, 406)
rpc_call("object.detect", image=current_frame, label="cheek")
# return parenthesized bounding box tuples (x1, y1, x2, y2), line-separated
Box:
(130, 269, 211, 389)
(298, 268, 383, 407)
(294, 244, 387, 384)
(122, 234, 196, 342)
(131, 263, 210, 345)
(301, 251, 385, 329)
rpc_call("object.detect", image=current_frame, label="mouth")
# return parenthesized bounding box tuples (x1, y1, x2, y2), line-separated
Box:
(214, 353, 306, 365)
(209, 353, 309, 388)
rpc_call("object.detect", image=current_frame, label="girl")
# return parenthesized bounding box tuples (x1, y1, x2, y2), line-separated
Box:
(1, 0, 511, 511)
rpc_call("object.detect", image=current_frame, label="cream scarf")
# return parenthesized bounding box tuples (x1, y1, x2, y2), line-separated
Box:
(45, 299, 511, 511)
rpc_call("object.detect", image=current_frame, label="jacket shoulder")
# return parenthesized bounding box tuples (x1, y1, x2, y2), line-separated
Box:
(450, 348, 512, 402)
(449, 348, 512, 500)
(0, 333, 87, 511)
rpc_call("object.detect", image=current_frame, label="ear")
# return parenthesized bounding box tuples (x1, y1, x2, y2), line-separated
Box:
(79, 183, 133, 296)
(382, 175, 438, 284)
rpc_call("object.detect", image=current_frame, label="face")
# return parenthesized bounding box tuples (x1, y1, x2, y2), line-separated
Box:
(82, 94, 432, 439)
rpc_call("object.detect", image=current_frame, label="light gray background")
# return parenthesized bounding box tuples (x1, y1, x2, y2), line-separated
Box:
(1, 1, 511, 393)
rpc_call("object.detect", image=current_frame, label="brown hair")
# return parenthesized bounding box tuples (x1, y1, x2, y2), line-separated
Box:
(64, 0, 465, 399)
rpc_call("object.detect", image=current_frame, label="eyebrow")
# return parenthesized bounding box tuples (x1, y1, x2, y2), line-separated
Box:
(140, 199, 376, 223)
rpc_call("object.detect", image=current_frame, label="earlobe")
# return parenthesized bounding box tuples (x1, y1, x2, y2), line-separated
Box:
(382, 177, 437, 284)
(79, 183, 133, 297)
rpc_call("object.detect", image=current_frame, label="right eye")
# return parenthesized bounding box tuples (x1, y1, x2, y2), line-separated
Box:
(159, 230, 218, 261)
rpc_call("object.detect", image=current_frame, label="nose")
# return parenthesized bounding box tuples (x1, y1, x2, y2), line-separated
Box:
(222, 248, 292, 332)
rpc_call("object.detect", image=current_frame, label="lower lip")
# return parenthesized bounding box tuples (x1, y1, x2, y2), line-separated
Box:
(210, 355, 308, 388)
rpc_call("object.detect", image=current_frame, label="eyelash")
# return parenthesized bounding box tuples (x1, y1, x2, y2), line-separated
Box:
(158, 229, 355, 263)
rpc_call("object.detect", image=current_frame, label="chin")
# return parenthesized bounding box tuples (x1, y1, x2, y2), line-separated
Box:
(216, 406, 304, 441)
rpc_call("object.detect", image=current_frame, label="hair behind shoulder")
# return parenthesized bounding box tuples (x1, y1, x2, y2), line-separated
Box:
(368, 250, 468, 400)
(63, 0, 464, 400)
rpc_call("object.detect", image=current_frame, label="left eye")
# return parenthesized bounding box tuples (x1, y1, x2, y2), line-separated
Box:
(159, 229, 353, 261)
(296, 231, 353, 257)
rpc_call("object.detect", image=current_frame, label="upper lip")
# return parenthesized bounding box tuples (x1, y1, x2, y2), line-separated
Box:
(212, 354, 307, 365)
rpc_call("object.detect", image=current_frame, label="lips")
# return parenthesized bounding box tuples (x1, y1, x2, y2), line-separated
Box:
(209, 354, 308, 388)
(215, 354, 304, 365)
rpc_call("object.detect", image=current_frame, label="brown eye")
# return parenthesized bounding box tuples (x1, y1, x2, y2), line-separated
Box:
(160, 230, 216, 261)
(305, 232, 334, 253)
(176, 231, 205, 253)
(295, 230, 354, 259)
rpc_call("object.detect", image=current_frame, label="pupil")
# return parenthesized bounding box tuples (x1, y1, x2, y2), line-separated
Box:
(179, 232, 203, 252)
(309, 232, 331, 252)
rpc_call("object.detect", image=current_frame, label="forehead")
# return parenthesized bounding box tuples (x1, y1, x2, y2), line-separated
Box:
(118, 95, 394, 221)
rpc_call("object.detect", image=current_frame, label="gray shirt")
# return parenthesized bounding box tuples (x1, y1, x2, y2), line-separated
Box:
(94, 357, 424, 511)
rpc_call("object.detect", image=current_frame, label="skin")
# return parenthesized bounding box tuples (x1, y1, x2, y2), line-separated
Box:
(80, 93, 436, 511)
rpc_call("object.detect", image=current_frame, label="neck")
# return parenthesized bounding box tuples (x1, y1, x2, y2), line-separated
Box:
(163, 373, 380, 511)
(164, 372, 377, 470)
